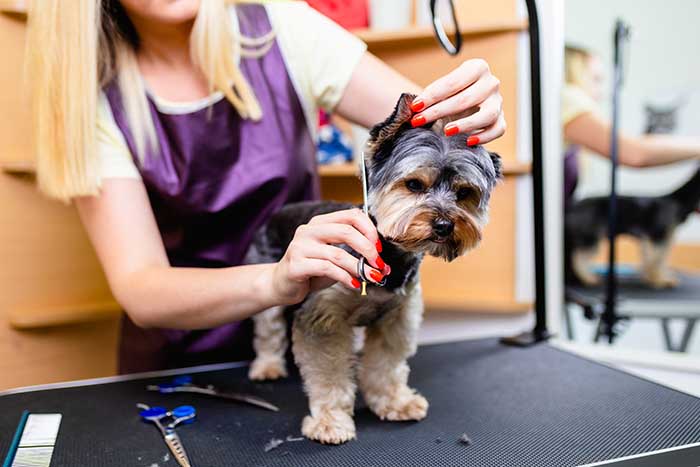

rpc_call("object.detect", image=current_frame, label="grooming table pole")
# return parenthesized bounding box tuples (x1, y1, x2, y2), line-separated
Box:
(501, 0, 550, 346)
(597, 20, 631, 344)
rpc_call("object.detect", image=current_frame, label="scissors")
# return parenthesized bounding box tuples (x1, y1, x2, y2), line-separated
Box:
(146, 375, 279, 412)
(138, 403, 196, 467)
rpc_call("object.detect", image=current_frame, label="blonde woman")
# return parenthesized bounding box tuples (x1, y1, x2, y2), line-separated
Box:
(29, 0, 506, 373)
(562, 45, 700, 203)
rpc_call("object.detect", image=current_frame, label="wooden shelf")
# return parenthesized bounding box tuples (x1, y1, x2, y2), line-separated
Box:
(319, 160, 530, 178)
(1, 160, 35, 175)
(3, 159, 530, 180)
(352, 19, 527, 47)
(0, 4, 528, 38)
(0, 0, 26, 16)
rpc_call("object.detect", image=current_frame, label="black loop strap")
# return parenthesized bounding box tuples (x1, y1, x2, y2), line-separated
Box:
(430, 0, 462, 56)
(357, 257, 387, 287)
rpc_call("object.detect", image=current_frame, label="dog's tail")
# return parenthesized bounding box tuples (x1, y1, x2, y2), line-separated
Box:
(667, 165, 700, 217)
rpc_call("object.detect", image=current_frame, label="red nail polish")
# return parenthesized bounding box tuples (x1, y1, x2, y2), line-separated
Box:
(369, 270, 384, 282)
(411, 115, 426, 127)
(351, 278, 361, 289)
(467, 135, 480, 146)
(376, 256, 386, 270)
(376, 239, 383, 253)
(445, 124, 459, 137)
(410, 99, 425, 112)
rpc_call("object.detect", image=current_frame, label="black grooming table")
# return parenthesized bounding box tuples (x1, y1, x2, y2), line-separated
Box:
(2, 338, 700, 467)
(569, 271, 700, 303)
(566, 272, 700, 351)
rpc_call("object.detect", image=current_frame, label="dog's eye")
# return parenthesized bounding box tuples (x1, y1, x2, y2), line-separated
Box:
(405, 179, 425, 193)
(456, 187, 476, 201)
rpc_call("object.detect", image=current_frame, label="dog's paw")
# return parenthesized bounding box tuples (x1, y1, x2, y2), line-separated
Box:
(302, 410, 356, 444)
(248, 357, 287, 381)
(647, 274, 680, 289)
(579, 273, 601, 287)
(372, 392, 429, 421)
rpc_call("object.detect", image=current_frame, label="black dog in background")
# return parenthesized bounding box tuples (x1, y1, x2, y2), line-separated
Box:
(565, 166, 700, 288)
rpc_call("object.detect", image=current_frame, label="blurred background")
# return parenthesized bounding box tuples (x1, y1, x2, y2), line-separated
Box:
(0, 0, 698, 393)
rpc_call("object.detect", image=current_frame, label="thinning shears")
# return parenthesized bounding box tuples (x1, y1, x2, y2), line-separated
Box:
(146, 375, 279, 412)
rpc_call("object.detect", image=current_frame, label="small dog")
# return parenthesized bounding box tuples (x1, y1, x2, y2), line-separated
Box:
(244, 93, 502, 444)
(565, 166, 700, 288)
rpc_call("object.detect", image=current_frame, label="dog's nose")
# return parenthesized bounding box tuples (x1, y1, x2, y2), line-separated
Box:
(432, 218, 454, 238)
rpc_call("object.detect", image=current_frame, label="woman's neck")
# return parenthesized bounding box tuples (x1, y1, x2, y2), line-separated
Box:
(126, 14, 210, 102)
(130, 16, 194, 67)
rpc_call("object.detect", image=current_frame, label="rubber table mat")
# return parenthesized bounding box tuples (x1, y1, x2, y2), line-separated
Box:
(1, 338, 699, 467)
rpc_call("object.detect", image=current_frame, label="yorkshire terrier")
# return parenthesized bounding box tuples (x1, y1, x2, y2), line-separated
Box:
(244, 93, 502, 444)
(565, 166, 700, 288)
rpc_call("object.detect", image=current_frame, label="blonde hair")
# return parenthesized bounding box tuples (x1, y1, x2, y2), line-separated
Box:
(27, 0, 267, 200)
(564, 45, 593, 88)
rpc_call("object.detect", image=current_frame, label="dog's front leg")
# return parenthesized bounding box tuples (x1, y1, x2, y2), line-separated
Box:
(641, 237, 678, 288)
(292, 295, 357, 444)
(249, 306, 288, 380)
(358, 285, 428, 421)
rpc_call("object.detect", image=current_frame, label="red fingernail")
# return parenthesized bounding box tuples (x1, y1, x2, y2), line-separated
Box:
(444, 124, 459, 137)
(351, 278, 361, 289)
(376, 239, 383, 253)
(467, 135, 480, 146)
(411, 115, 426, 127)
(369, 270, 384, 282)
(410, 99, 425, 112)
(376, 256, 386, 270)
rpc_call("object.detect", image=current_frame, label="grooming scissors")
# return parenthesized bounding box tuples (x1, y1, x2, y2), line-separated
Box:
(147, 375, 279, 412)
(358, 152, 387, 295)
(138, 403, 196, 467)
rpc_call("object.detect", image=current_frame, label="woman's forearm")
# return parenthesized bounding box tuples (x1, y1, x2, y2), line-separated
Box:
(565, 112, 700, 167)
(626, 134, 700, 167)
(115, 263, 280, 329)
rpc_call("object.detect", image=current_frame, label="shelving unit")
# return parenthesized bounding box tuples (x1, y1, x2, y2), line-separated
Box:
(0, 0, 534, 389)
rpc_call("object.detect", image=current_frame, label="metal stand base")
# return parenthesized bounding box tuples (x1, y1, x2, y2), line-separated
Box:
(500, 330, 553, 347)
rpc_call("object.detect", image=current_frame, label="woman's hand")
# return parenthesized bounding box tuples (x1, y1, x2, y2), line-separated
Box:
(269, 209, 389, 305)
(409, 58, 506, 145)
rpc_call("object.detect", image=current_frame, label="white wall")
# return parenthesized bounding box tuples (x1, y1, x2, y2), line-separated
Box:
(565, 0, 700, 243)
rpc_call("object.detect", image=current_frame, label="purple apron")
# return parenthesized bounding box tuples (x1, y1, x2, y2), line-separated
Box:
(104, 4, 319, 373)
(564, 144, 580, 206)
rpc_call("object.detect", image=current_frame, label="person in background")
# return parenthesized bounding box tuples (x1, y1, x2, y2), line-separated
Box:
(562, 45, 700, 204)
(27, 0, 506, 373)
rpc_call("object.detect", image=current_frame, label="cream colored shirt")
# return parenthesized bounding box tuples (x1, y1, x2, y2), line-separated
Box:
(97, 1, 367, 180)
(561, 84, 598, 128)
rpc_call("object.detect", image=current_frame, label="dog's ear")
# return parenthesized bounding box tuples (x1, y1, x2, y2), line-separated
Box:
(489, 151, 503, 179)
(366, 93, 416, 160)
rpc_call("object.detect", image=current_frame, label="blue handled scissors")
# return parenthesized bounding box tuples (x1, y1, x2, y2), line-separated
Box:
(147, 375, 279, 412)
(138, 403, 196, 467)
